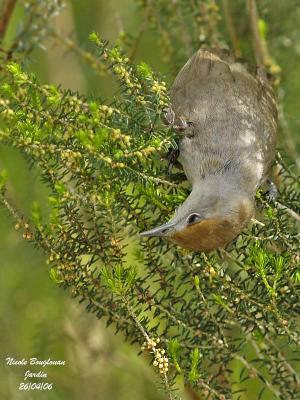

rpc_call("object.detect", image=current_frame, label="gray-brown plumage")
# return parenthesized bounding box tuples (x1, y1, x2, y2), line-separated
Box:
(141, 49, 277, 252)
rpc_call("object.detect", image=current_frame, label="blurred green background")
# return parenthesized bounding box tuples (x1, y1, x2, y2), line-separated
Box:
(0, 1, 299, 399)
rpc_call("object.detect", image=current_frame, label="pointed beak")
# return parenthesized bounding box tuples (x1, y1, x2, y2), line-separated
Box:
(140, 220, 177, 237)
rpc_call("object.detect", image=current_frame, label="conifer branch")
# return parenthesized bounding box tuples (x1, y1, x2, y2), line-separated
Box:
(234, 354, 281, 398)
(0, 2, 299, 399)
(275, 201, 300, 224)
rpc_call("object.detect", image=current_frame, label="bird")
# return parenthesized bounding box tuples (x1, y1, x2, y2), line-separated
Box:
(140, 48, 278, 252)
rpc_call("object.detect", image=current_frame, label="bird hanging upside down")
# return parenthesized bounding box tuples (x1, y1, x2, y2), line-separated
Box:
(141, 49, 278, 252)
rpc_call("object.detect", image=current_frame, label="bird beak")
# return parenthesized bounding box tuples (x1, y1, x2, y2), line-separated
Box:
(140, 220, 177, 237)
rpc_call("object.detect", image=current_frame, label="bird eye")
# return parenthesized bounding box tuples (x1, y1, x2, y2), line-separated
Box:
(187, 213, 202, 225)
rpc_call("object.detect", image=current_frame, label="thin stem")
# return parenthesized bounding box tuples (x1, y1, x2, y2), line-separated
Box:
(197, 378, 230, 400)
(0, 0, 17, 44)
(246, 0, 266, 66)
(129, 1, 152, 62)
(194, 283, 229, 348)
(264, 335, 300, 387)
(251, 218, 265, 227)
(171, 0, 193, 56)
(0, 190, 18, 220)
(248, 334, 300, 393)
(222, 0, 241, 57)
(275, 201, 300, 224)
(125, 300, 174, 400)
(234, 354, 281, 398)
(50, 28, 106, 75)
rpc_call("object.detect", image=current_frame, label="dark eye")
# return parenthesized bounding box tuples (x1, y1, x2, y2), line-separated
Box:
(187, 213, 202, 225)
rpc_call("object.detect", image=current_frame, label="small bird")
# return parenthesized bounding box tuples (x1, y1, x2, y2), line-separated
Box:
(141, 49, 277, 252)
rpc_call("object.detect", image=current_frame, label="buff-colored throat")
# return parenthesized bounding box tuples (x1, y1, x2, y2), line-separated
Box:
(169, 218, 240, 252)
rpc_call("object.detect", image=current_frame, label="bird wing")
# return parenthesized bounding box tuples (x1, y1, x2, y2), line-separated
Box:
(170, 49, 234, 110)
(170, 48, 278, 185)
(170, 49, 239, 125)
(170, 48, 277, 125)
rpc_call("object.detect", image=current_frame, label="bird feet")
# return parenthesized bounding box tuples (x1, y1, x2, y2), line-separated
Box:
(265, 178, 278, 202)
(163, 107, 188, 132)
(167, 146, 180, 175)
(163, 106, 175, 125)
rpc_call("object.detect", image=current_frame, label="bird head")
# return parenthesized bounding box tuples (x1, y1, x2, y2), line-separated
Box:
(140, 188, 254, 252)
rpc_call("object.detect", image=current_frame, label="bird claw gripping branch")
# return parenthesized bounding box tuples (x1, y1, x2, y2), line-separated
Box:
(141, 49, 278, 252)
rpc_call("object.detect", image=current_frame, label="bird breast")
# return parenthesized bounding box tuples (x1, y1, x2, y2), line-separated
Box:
(170, 218, 239, 252)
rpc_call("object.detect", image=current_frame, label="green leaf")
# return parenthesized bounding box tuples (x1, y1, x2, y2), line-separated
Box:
(258, 19, 268, 40)
(101, 265, 137, 296)
(137, 62, 153, 78)
(89, 31, 101, 45)
(189, 348, 201, 383)
(168, 339, 181, 372)
(31, 201, 42, 226)
(194, 275, 200, 290)
(49, 268, 64, 284)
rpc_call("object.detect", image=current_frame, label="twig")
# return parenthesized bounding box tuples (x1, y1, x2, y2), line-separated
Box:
(226, 318, 300, 391)
(171, 0, 193, 56)
(234, 354, 281, 398)
(125, 301, 175, 400)
(264, 335, 300, 387)
(246, 0, 267, 66)
(194, 281, 229, 349)
(0, 189, 20, 220)
(251, 218, 265, 227)
(0, 0, 17, 44)
(197, 378, 230, 400)
(275, 201, 300, 224)
(129, 1, 152, 62)
(50, 28, 106, 75)
(222, 0, 241, 57)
